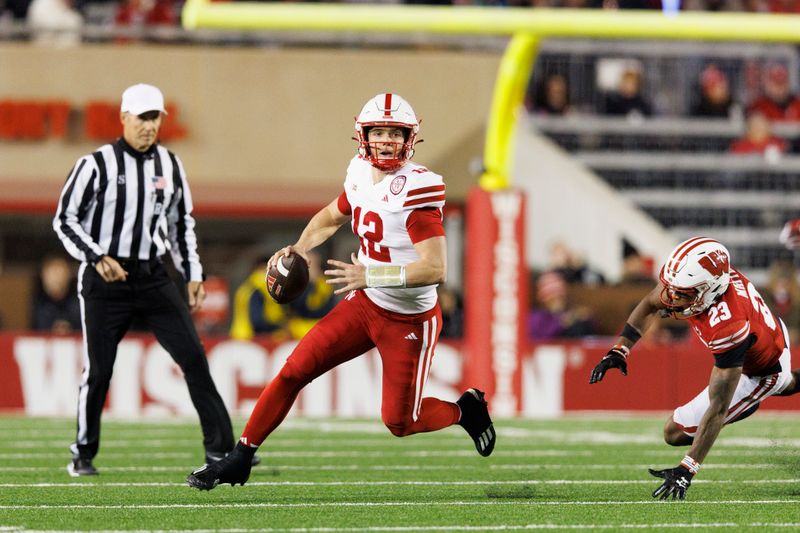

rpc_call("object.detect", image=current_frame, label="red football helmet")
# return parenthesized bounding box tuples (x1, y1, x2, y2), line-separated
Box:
(659, 237, 731, 318)
(355, 93, 419, 172)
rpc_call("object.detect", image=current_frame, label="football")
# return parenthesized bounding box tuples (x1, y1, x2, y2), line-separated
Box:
(266, 252, 309, 304)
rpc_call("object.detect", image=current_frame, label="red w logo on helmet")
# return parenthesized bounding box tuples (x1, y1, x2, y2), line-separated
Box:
(698, 250, 729, 276)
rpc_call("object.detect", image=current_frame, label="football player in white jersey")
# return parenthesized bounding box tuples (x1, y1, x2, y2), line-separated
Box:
(187, 93, 496, 491)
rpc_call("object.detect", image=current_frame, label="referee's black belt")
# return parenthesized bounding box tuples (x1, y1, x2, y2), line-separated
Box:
(113, 257, 162, 276)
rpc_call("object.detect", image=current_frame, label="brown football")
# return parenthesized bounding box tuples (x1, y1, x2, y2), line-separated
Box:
(266, 252, 309, 304)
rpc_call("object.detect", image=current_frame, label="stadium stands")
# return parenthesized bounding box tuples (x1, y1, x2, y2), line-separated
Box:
(529, 39, 800, 284)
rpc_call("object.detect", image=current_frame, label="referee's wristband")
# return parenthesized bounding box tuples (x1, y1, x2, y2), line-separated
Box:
(366, 265, 406, 288)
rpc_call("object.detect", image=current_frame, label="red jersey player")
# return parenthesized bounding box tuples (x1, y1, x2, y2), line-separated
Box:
(590, 237, 800, 500)
(187, 93, 496, 490)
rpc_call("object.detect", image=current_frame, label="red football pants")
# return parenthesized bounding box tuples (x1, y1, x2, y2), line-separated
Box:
(241, 290, 460, 446)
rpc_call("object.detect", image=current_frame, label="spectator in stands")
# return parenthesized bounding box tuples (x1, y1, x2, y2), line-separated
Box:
(691, 64, 740, 119)
(31, 254, 81, 333)
(766, 0, 800, 13)
(761, 259, 800, 345)
(1, 0, 31, 20)
(528, 73, 571, 115)
(229, 258, 290, 341)
(285, 251, 336, 340)
(600, 0, 660, 8)
(603, 66, 653, 118)
(437, 285, 464, 339)
(114, 0, 176, 42)
(528, 271, 597, 340)
(620, 240, 654, 285)
(525, 0, 595, 6)
(746, 63, 800, 122)
(779, 217, 800, 250)
(27, 0, 82, 46)
(729, 111, 788, 157)
(230, 252, 336, 341)
(548, 241, 605, 286)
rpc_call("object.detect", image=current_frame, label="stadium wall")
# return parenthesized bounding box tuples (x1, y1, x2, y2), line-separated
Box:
(0, 43, 499, 209)
(3, 332, 799, 417)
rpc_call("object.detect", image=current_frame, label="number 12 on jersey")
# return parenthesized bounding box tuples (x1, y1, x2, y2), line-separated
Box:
(353, 207, 391, 263)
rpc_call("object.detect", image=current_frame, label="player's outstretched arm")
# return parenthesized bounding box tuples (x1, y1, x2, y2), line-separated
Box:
(686, 365, 741, 464)
(268, 199, 349, 272)
(649, 365, 741, 500)
(589, 283, 663, 384)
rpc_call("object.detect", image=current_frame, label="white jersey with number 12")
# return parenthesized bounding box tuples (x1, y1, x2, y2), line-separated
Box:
(341, 156, 445, 314)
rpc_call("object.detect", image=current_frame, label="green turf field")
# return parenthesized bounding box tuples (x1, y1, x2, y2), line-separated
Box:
(2, 415, 800, 531)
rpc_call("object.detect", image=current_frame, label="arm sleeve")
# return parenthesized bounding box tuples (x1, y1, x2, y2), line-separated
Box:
(52, 156, 105, 264)
(337, 191, 351, 216)
(166, 153, 203, 282)
(714, 333, 756, 369)
(405, 207, 445, 244)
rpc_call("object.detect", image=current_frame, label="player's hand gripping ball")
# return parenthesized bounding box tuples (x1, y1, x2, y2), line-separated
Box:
(266, 252, 309, 304)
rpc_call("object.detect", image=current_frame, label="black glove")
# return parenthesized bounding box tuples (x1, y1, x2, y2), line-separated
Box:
(649, 465, 694, 500)
(589, 345, 629, 384)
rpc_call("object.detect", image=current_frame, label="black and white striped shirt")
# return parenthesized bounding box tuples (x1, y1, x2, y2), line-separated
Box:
(53, 138, 203, 282)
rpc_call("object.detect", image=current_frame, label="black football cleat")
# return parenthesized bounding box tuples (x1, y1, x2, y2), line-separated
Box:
(67, 456, 98, 477)
(457, 388, 496, 457)
(188, 443, 254, 491)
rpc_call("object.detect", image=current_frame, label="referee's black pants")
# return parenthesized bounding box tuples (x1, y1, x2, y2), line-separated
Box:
(72, 259, 234, 461)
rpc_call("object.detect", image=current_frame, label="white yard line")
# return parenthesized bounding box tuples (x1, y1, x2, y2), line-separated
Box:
(0, 448, 595, 459)
(5, 525, 800, 532)
(0, 450, 595, 459)
(489, 463, 780, 470)
(0, 434, 800, 446)
(0, 462, 784, 472)
(0, 452, 194, 459)
(0, 448, 794, 461)
(2, 500, 800, 510)
(1, 479, 799, 488)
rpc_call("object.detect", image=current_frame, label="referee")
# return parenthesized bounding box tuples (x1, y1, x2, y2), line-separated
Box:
(54, 83, 235, 476)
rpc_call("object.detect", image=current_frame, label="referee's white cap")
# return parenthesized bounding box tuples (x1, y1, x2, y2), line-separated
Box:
(121, 84, 168, 116)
